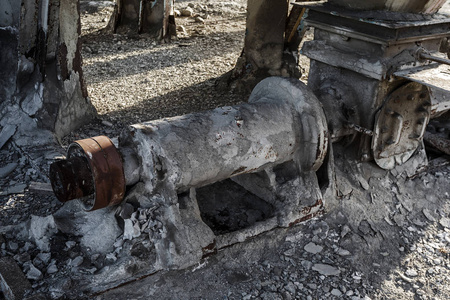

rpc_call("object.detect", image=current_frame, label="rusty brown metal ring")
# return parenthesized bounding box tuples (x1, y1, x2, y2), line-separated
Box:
(67, 136, 126, 211)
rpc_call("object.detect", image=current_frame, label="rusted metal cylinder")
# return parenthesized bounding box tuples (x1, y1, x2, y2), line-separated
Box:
(121, 77, 328, 194)
(50, 136, 126, 211)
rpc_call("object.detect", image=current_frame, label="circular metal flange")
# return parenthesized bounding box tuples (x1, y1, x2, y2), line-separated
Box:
(372, 82, 431, 170)
(49, 156, 94, 203)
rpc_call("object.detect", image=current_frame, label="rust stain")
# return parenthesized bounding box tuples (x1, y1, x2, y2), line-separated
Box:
(231, 166, 247, 176)
(288, 199, 324, 227)
(58, 43, 69, 80)
(201, 240, 217, 258)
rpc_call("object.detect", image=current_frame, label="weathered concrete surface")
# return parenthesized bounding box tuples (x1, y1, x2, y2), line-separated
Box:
(0, 0, 96, 148)
(229, 0, 291, 92)
(0, 0, 20, 27)
(28, 215, 58, 252)
(53, 201, 121, 254)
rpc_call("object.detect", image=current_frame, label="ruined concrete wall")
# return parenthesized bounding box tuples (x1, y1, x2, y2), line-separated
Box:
(0, 0, 96, 146)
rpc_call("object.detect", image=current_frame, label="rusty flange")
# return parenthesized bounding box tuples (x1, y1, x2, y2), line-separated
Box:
(50, 136, 126, 211)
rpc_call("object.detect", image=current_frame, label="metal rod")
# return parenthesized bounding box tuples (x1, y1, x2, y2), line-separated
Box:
(419, 52, 450, 66)
(346, 123, 373, 136)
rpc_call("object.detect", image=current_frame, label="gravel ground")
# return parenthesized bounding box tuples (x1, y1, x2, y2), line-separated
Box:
(66, 0, 311, 144)
(78, 0, 248, 134)
(0, 1, 449, 299)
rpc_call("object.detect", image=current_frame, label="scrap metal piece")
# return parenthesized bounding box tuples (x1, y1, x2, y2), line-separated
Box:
(394, 63, 450, 92)
(372, 82, 431, 169)
(50, 136, 126, 211)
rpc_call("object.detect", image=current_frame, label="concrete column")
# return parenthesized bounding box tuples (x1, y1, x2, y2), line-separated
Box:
(112, 0, 173, 39)
(0, 0, 96, 145)
(229, 0, 290, 93)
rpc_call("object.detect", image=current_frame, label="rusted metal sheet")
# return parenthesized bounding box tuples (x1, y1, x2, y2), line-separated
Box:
(50, 136, 126, 211)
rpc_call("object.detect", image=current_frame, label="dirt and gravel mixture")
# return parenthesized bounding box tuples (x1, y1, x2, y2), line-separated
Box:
(79, 0, 248, 131)
(70, 0, 311, 143)
(1, 1, 449, 299)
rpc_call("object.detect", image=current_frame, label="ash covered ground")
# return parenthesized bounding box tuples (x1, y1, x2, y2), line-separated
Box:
(1, 1, 450, 299)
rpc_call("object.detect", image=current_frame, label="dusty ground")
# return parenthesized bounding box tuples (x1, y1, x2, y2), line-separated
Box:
(1, 1, 450, 299)
(67, 0, 311, 143)
(76, 0, 248, 138)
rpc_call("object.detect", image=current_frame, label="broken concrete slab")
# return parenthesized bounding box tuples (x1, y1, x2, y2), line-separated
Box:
(304, 242, 323, 254)
(311, 263, 341, 276)
(0, 125, 16, 150)
(26, 264, 43, 281)
(0, 256, 32, 300)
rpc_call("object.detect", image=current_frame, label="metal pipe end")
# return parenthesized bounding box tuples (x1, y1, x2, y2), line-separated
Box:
(49, 156, 94, 203)
(49, 136, 126, 211)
